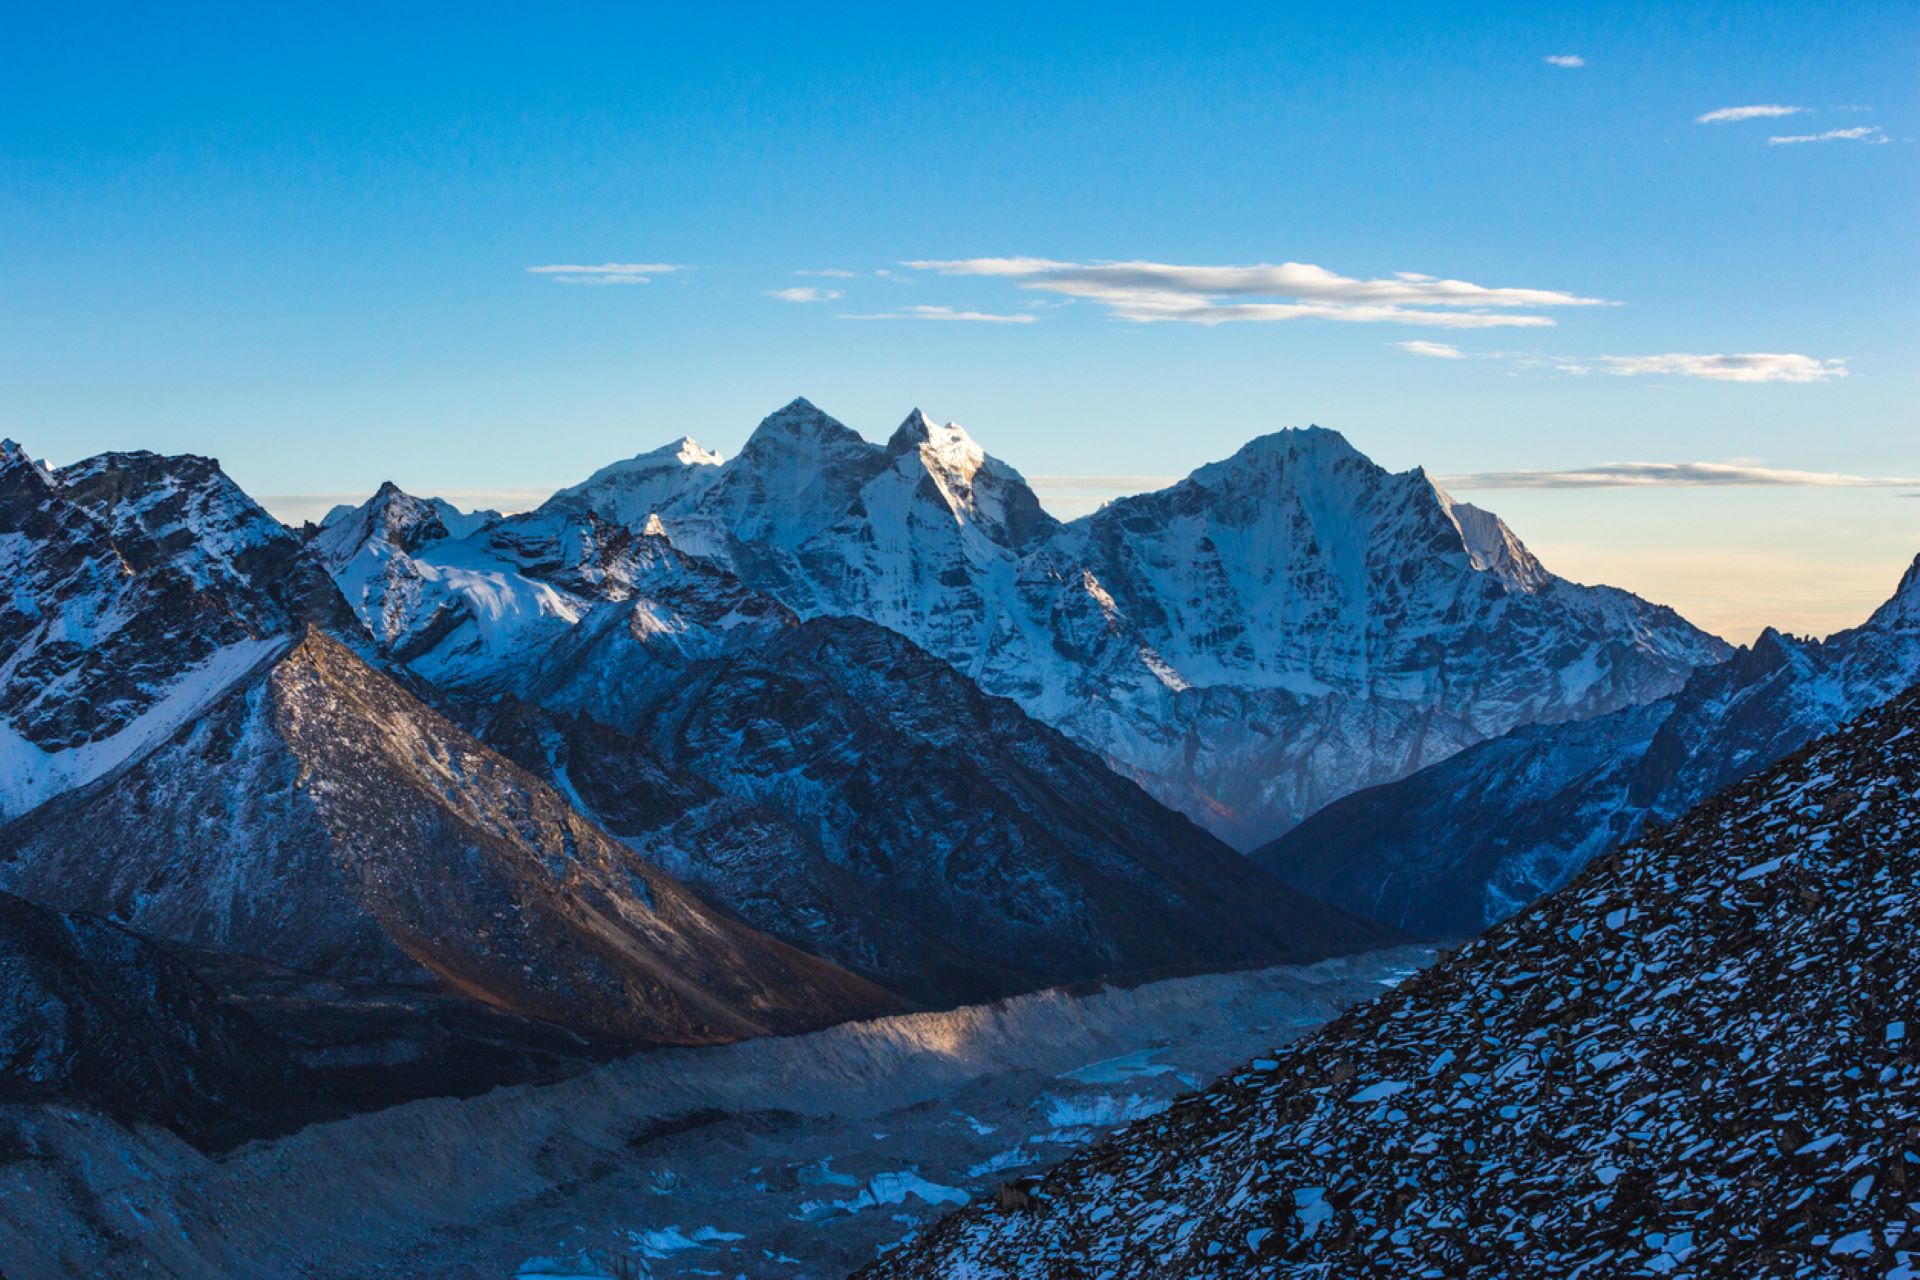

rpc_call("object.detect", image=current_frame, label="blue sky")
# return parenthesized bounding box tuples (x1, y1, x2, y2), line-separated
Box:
(2, 1, 1914, 638)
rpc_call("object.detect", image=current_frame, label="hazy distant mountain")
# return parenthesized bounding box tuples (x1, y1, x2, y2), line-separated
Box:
(874, 677, 1920, 1278)
(556, 400, 1728, 846)
(1258, 553, 1920, 936)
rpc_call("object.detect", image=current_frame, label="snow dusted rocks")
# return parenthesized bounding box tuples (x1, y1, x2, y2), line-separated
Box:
(871, 680, 1920, 1278)
(0, 443, 359, 819)
(1260, 552, 1920, 936)
(0, 628, 895, 1043)
(565, 402, 1728, 846)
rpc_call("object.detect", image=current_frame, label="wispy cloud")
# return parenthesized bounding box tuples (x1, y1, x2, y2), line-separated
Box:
(1696, 104, 1804, 124)
(1440, 462, 1920, 489)
(765, 286, 843, 303)
(795, 268, 856, 278)
(901, 258, 1611, 329)
(1768, 125, 1889, 146)
(839, 305, 1036, 325)
(526, 262, 687, 285)
(1597, 352, 1848, 383)
(1396, 340, 1465, 359)
(1544, 54, 1585, 68)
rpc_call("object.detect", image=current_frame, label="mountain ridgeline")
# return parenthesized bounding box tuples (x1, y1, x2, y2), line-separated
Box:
(533, 400, 1728, 848)
(1258, 551, 1920, 937)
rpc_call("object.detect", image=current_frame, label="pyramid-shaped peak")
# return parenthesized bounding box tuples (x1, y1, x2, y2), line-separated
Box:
(1864, 552, 1920, 633)
(745, 397, 864, 450)
(887, 407, 935, 453)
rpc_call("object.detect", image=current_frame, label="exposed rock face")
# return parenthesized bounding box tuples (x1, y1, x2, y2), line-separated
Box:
(871, 680, 1920, 1279)
(1259, 552, 1920, 936)
(0, 890, 292, 1148)
(0, 629, 896, 1044)
(549, 401, 1728, 846)
(480, 616, 1397, 1004)
(0, 442, 360, 820)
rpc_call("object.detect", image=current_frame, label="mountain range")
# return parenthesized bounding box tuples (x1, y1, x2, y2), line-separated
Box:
(545, 399, 1728, 848)
(0, 401, 1912, 1277)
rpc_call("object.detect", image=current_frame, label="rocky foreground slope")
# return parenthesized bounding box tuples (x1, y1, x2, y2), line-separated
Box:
(1261, 551, 1920, 936)
(873, 681, 1920, 1278)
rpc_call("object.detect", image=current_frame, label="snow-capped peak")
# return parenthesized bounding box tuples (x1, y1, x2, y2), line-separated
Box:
(1427, 479, 1551, 594)
(888, 408, 984, 474)
(664, 435, 723, 467)
(1865, 552, 1920, 633)
(741, 396, 866, 455)
(1186, 425, 1368, 489)
(541, 435, 722, 528)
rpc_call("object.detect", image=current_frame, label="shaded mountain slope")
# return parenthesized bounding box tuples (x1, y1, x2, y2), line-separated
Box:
(1259, 552, 1920, 936)
(0, 628, 895, 1044)
(485, 616, 1398, 1004)
(315, 480, 1395, 1006)
(872, 680, 1920, 1279)
(0, 890, 292, 1149)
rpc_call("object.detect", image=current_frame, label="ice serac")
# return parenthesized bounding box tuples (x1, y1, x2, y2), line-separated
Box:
(872, 679, 1920, 1279)
(0, 628, 894, 1044)
(1260, 551, 1920, 935)
(0, 442, 361, 820)
(608, 406, 1728, 846)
